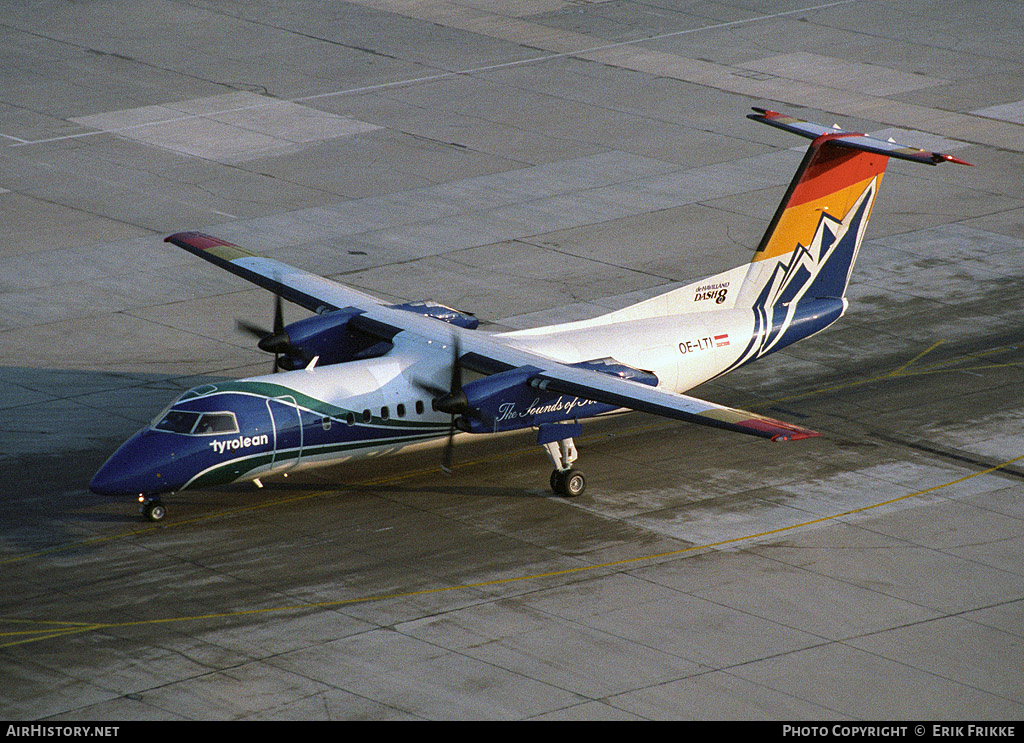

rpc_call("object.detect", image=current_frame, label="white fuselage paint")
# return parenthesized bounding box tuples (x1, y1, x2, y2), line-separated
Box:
(259, 308, 757, 442)
(199, 284, 766, 485)
(500, 309, 756, 393)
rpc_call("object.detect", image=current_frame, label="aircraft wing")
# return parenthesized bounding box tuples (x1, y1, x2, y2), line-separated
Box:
(167, 231, 818, 442)
(530, 365, 819, 441)
(166, 232, 386, 313)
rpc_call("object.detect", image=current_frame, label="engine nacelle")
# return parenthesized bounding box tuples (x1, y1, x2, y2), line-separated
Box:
(275, 302, 477, 370)
(276, 309, 392, 369)
(390, 301, 479, 329)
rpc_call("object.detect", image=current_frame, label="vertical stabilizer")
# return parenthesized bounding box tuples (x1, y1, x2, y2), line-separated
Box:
(512, 110, 968, 340)
(726, 109, 969, 369)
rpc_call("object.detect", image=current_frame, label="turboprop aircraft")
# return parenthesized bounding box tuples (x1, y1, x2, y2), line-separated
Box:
(90, 109, 969, 521)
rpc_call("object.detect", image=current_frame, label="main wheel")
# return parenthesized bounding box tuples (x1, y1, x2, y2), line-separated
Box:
(141, 499, 166, 522)
(552, 469, 586, 497)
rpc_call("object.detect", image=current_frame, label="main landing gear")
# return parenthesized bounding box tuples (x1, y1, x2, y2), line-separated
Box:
(540, 424, 586, 498)
(139, 495, 166, 522)
(550, 467, 586, 497)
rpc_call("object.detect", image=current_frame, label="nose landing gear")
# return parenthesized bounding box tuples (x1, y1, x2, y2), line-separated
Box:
(139, 495, 166, 522)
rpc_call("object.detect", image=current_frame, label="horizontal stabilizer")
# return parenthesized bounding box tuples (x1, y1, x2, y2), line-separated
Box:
(748, 109, 971, 166)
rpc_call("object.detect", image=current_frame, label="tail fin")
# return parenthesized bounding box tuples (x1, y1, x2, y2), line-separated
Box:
(730, 109, 969, 364)
(542, 110, 967, 335)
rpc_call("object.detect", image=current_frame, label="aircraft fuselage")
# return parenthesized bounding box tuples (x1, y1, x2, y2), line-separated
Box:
(90, 306, 788, 497)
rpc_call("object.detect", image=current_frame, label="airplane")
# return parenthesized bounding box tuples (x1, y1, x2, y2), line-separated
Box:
(90, 108, 970, 521)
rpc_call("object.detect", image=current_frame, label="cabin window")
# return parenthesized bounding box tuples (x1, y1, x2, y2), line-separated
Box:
(396, 403, 406, 418)
(321, 417, 332, 431)
(345, 412, 355, 426)
(362, 409, 372, 423)
(381, 406, 389, 420)
(416, 400, 425, 415)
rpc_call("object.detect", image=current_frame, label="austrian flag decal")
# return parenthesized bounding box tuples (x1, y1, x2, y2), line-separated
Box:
(715, 334, 730, 347)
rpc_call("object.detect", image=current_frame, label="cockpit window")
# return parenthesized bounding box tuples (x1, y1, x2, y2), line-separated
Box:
(152, 410, 239, 435)
(153, 410, 201, 434)
(194, 412, 239, 435)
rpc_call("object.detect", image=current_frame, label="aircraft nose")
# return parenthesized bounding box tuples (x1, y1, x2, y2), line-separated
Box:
(89, 454, 136, 495)
(90, 430, 169, 496)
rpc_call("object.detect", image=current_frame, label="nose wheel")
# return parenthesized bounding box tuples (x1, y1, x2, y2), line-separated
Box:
(139, 496, 166, 522)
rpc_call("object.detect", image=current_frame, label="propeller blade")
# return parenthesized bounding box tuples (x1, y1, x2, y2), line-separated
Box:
(450, 335, 462, 396)
(273, 291, 284, 334)
(441, 423, 456, 475)
(236, 319, 271, 339)
(236, 291, 301, 373)
(411, 377, 448, 399)
(441, 335, 463, 474)
(269, 279, 285, 372)
(410, 335, 468, 473)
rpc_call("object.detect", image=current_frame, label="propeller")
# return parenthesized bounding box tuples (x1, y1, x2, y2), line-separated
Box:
(237, 292, 309, 372)
(413, 335, 471, 474)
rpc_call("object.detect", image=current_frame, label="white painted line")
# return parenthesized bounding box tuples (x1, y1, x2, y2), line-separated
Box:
(8, 0, 858, 148)
(296, 0, 860, 102)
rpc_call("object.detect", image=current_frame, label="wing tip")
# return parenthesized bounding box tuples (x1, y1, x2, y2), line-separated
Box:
(165, 231, 238, 251)
(735, 415, 821, 441)
(770, 430, 822, 442)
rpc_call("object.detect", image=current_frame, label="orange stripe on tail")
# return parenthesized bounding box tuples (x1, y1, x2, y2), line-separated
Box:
(755, 136, 888, 262)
